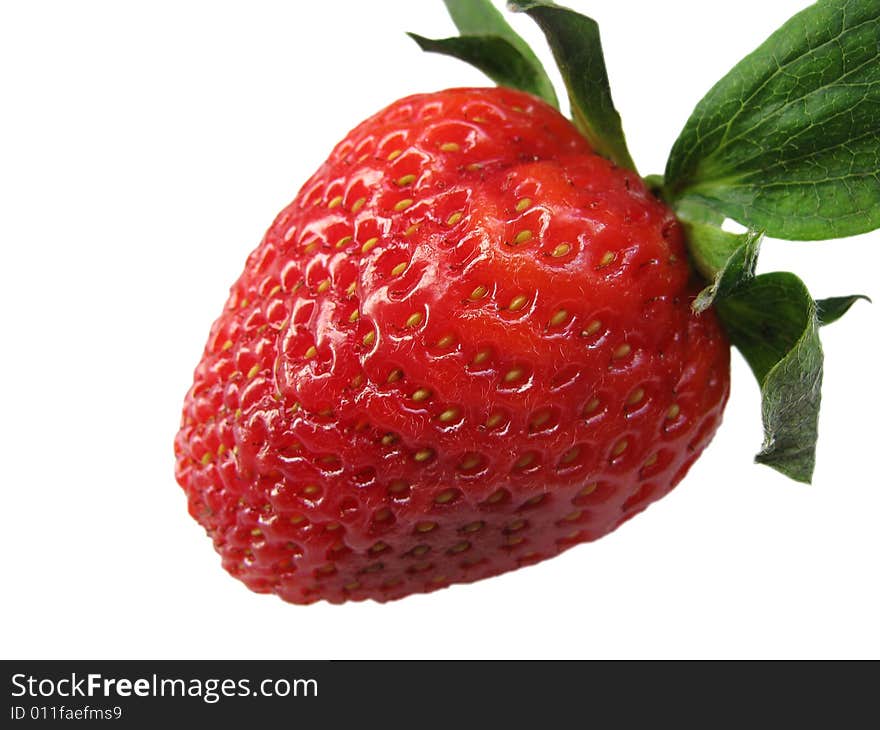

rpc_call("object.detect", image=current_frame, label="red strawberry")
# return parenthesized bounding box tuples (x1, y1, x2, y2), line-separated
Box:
(175, 86, 730, 603)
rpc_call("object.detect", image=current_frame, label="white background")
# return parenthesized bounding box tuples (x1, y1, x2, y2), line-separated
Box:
(2, 0, 878, 659)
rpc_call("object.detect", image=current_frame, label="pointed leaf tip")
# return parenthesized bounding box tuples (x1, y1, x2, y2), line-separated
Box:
(816, 295, 871, 327)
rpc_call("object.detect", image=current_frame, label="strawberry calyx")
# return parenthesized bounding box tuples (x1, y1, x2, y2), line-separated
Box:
(412, 0, 877, 483)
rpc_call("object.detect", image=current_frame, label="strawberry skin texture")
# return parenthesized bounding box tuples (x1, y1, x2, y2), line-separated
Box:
(175, 87, 730, 604)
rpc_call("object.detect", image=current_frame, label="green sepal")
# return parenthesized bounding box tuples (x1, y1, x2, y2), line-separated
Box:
(509, 0, 637, 172)
(665, 0, 880, 241)
(675, 206, 866, 483)
(715, 274, 824, 482)
(815, 295, 871, 325)
(410, 0, 558, 107)
(407, 33, 558, 105)
(688, 224, 763, 313)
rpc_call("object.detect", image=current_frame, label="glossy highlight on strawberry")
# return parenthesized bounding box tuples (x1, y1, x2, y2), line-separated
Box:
(175, 87, 730, 603)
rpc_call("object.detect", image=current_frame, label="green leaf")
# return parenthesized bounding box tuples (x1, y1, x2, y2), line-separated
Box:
(687, 223, 763, 312)
(815, 294, 871, 325)
(677, 204, 867, 482)
(509, 0, 637, 172)
(675, 195, 726, 226)
(412, 0, 558, 107)
(674, 195, 763, 311)
(665, 0, 880, 240)
(715, 273, 823, 483)
(408, 33, 558, 105)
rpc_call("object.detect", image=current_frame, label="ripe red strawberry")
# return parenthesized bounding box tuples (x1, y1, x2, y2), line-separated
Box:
(175, 86, 730, 603)
(177, 0, 872, 604)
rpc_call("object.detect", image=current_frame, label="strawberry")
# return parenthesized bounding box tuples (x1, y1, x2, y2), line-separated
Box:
(175, 0, 872, 603)
(175, 86, 729, 603)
